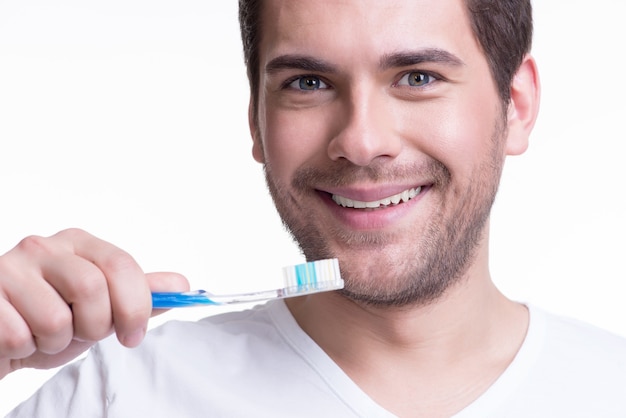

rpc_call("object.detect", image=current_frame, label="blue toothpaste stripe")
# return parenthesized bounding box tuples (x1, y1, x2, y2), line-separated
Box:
(308, 260, 317, 285)
(296, 263, 306, 286)
(294, 261, 320, 286)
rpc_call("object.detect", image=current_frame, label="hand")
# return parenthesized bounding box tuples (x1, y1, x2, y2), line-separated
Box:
(0, 228, 189, 379)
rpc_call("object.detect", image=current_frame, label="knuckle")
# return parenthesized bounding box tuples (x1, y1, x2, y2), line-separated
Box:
(0, 326, 35, 357)
(101, 250, 139, 276)
(15, 235, 49, 256)
(56, 227, 88, 241)
(38, 308, 73, 338)
(31, 308, 74, 354)
(68, 269, 107, 300)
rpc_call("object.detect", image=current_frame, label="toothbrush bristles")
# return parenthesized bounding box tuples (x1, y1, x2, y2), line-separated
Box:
(282, 258, 343, 295)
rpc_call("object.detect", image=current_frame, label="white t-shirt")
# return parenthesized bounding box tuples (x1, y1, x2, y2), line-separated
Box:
(7, 300, 626, 417)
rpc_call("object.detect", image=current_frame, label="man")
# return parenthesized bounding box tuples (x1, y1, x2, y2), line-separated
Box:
(2, 0, 626, 416)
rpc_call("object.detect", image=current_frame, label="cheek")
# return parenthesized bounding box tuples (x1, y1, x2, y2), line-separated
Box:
(403, 98, 502, 175)
(259, 105, 330, 180)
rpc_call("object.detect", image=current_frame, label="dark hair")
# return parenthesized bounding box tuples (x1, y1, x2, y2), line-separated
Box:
(239, 0, 533, 115)
(238, 0, 262, 117)
(465, 0, 533, 103)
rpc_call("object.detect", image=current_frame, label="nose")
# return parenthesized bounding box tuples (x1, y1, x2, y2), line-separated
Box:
(327, 88, 402, 166)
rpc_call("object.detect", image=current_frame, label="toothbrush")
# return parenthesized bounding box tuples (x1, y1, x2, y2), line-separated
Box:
(151, 258, 343, 308)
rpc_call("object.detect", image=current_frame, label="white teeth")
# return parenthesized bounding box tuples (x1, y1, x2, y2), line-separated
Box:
(332, 187, 422, 209)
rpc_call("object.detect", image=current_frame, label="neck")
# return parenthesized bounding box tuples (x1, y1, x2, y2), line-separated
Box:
(285, 259, 528, 416)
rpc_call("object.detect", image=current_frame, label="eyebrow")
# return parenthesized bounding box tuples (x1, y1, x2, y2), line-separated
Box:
(265, 54, 338, 75)
(379, 49, 465, 70)
(264, 48, 464, 75)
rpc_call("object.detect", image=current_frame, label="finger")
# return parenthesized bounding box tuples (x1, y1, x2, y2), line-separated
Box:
(0, 297, 37, 359)
(8, 232, 111, 351)
(1, 271, 74, 356)
(17, 338, 94, 372)
(58, 229, 152, 348)
(146, 271, 190, 293)
(1, 235, 76, 356)
(41, 253, 114, 343)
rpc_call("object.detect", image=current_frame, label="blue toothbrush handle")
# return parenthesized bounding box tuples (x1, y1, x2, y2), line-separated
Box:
(151, 258, 343, 308)
(151, 290, 219, 308)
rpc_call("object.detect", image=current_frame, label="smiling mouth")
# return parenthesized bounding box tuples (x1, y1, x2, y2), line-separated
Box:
(331, 186, 423, 209)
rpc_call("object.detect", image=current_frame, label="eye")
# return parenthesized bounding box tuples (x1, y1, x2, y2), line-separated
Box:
(287, 75, 329, 91)
(396, 71, 436, 87)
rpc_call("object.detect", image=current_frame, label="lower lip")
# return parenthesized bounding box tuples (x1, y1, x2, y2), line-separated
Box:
(319, 188, 429, 230)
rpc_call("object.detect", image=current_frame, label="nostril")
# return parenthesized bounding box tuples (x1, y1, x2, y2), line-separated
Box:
(327, 136, 401, 166)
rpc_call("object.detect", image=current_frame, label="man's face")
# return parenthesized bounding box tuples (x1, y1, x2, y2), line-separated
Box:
(251, 0, 518, 306)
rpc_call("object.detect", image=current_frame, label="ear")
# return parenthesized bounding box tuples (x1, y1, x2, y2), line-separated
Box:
(248, 97, 265, 163)
(505, 54, 541, 156)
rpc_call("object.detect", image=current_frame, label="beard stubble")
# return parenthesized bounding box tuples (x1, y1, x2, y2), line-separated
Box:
(260, 115, 507, 308)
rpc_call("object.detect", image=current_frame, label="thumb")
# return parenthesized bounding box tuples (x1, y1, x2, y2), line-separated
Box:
(146, 272, 190, 292)
(146, 272, 190, 316)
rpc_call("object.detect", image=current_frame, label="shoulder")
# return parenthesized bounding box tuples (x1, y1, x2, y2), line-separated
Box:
(463, 307, 626, 418)
(89, 301, 316, 413)
(525, 305, 626, 405)
(532, 305, 626, 359)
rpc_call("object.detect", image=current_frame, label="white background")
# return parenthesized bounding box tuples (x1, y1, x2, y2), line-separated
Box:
(1, 0, 625, 414)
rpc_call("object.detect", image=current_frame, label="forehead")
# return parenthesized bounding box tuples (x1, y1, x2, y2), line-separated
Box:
(258, 0, 480, 67)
